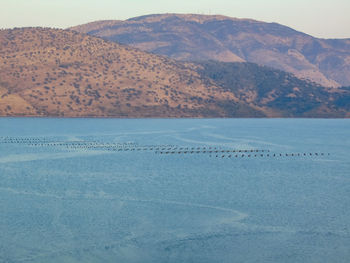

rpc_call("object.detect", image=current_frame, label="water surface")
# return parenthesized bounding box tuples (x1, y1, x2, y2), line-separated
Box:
(0, 118, 349, 263)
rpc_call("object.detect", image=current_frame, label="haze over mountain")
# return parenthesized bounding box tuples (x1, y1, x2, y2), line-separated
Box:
(71, 14, 350, 88)
(0, 27, 349, 118)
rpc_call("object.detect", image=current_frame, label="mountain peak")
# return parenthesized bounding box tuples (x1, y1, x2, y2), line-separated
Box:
(126, 13, 256, 23)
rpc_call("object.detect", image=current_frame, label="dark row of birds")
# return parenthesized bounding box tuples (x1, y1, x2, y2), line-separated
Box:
(0, 137, 329, 159)
(0, 137, 270, 154)
(0, 137, 136, 146)
(155, 149, 269, 154)
(158, 152, 330, 158)
(0, 137, 175, 147)
(0, 138, 53, 143)
(1, 140, 180, 151)
(3, 141, 267, 153)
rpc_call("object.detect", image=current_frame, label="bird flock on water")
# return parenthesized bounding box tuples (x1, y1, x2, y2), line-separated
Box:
(0, 136, 330, 159)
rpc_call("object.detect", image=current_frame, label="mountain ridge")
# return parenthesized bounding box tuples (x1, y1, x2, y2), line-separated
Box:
(70, 13, 350, 87)
(0, 27, 349, 118)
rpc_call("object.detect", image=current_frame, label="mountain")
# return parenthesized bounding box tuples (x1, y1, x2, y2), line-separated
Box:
(0, 27, 349, 118)
(0, 27, 258, 117)
(70, 14, 350, 87)
(197, 61, 350, 117)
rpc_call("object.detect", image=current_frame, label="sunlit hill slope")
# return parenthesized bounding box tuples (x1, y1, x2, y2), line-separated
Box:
(0, 27, 349, 117)
(0, 27, 253, 117)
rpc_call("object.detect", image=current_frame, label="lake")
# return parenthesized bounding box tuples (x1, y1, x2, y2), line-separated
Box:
(0, 118, 349, 263)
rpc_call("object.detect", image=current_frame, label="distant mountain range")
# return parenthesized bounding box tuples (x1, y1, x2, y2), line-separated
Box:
(1, 27, 349, 117)
(71, 14, 350, 88)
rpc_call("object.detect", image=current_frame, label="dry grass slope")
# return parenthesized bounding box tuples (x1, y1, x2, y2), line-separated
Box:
(0, 27, 249, 117)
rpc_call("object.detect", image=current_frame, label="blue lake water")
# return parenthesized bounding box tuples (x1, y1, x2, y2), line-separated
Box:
(0, 118, 349, 263)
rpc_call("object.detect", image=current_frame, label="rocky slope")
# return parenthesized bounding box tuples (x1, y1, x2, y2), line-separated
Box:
(71, 14, 350, 87)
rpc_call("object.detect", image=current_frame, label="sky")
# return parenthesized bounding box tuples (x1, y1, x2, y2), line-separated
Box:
(0, 0, 349, 39)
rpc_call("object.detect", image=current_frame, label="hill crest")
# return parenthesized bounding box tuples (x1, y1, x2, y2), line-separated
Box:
(70, 14, 350, 87)
(1, 27, 349, 118)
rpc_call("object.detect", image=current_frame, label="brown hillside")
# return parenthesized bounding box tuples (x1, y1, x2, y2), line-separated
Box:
(71, 14, 350, 87)
(0, 27, 258, 117)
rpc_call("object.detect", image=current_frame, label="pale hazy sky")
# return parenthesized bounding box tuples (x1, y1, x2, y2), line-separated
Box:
(1, 0, 349, 39)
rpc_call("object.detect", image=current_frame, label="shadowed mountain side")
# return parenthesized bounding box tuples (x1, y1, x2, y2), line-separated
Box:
(333, 87, 350, 111)
(196, 61, 350, 117)
(70, 14, 350, 87)
(0, 27, 261, 117)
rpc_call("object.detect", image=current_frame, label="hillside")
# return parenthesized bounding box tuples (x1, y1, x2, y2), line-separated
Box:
(0, 27, 255, 117)
(0, 27, 349, 118)
(197, 61, 350, 117)
(70, 14, 350, 87)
